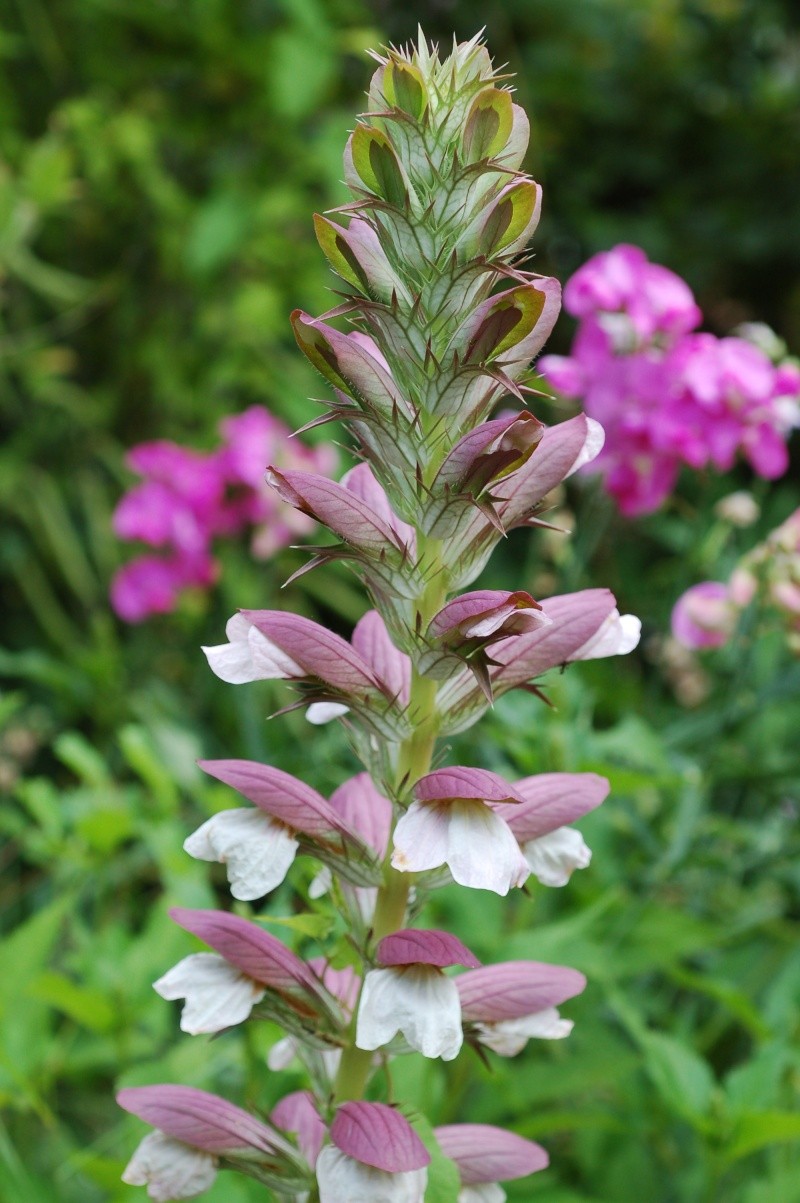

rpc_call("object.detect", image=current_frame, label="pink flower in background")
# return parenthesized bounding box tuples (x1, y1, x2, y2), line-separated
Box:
(110, 406, 336, 621)
(671, 582, 737, 650)
(110, 552, 218, 624)
(562, 243, 701, 341)
(540, 245, 799, 516)
(673, 507, 800, 654)
(218, 407, 337, 557)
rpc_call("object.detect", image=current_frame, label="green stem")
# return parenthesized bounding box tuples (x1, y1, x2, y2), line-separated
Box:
(332, 535, 448, 1105)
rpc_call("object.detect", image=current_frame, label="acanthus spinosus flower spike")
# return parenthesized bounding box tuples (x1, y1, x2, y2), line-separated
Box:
(119, 30, 641, 1201)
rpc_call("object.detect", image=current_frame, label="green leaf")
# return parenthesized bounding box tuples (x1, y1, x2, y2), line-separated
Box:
(668, 965, 771, 1040)
(724, 1043, 793, 1113)
(29, 971, 117, 1033)
(727, 1110, 800, 1160)
(0, 1153, 57, 1203)
(13, 778, 64, 841)
(268, 28, 335, 120)
(253, 913, 334, 939)
(400, 1109, 460, 1203)
(23, 137, 74, 211)
(0, 897, 70, 1013)
(75, 804, 135, 854)
(119, 724, 179, 815)
(0, 897, 73, 1100)
(54, 730, 112, 788)
(463, 87, 514, 162)
(351, 126, 407, 207)
(185, 190, 251, 277)
(639, 1031, 715, 1123)
(741, 1166, 800, 1203)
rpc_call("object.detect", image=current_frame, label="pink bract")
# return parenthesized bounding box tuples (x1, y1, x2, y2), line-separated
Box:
(271, 1091, 326, 1167)
(117, 1085, 282, 1155)
(330, 1102, 430, 1173)
(434, 1123, 549, 1183)
(376, 929, 480, 969)
(457, 960, 587, 1022)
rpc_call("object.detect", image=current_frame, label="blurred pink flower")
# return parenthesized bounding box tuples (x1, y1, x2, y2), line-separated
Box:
(563, 243, 701, 341)
(111, 407, 336, 621)
(110, 553, 218, 624)
(672, 508, 800, 655)
(217, 406, 337, 555)
(671, 582, 737, 650)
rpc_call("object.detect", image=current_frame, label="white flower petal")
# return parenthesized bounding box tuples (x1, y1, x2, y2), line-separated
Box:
(183, 809, 298, 901)
(476, 1007, 574, 1056)
(153, 953, 265, 1034)
(393, 801, 528, 895)
(522, 826, 591, 887)
(445, 801, 530, 895)
(201, 614, 303, 683)
(316, 1145, 427, 1203)
(356, 966, 463, 1061)
(318, 1047, 343, 1080)
(463, 609, 516, 638)
(267, 1034, 342, 1081)
(248, 626, 304, 677)
(459, 1186, 507, 1203)
(566, 417, 605, 476)
(349, 885, 379, 924)
(267, 1035, 298, 1071)
(306, 702, 350, 725)
(392, 801, 451, 873)
(202, 614, 262, 683)
(308, 866, 333, 900)
(122, 1131, 217, 1202)
(572, 608, 641, 660)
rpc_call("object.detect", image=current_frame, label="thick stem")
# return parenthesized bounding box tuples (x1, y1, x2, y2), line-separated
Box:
(332, 536, 448, 1104)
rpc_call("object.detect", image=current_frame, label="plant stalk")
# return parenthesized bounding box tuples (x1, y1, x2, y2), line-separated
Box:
(332, 536, 448, 1104)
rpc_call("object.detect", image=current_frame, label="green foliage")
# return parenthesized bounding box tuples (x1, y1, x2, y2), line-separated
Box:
(2, 2, 799, 1202)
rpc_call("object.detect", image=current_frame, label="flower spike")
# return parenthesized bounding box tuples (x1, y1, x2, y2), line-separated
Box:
(121, 30, 641, 1202)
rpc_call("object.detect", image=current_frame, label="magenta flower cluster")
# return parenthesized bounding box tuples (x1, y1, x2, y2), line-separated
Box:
(110, 407, 336, 622)
(540, 244, 800, 516)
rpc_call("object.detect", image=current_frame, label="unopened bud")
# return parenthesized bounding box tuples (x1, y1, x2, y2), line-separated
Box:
(714, 491, 760, 527)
